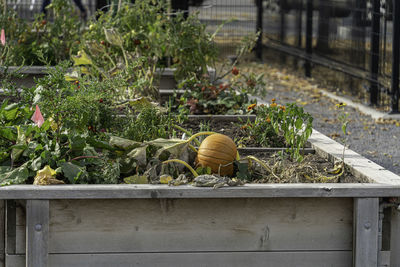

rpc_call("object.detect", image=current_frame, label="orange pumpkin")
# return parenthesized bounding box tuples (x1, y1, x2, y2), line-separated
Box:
(197, 133, 237, 176)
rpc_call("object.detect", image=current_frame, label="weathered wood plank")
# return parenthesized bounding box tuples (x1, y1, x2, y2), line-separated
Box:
(5, 200, 16, 256)
(0, 201, 4, 267)
(26, 200, 49, 267)
(15, 201, 26, 254)
(353, 198, 379, 267)
(0, 184, 400, 199)
(390, 207, 400, 267)
(38, 198, 353, 253)
(5, 251, 353, 267)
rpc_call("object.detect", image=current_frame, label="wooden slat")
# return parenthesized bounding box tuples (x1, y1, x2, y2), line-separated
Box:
(353, 198, 379, 267)
(5, 200, 16, 255)
(0, 184, 399, 199)
(0, 201, 4, 267)
(390, 207, 400, 267)
(5, 251, 353, 267)
(40, 198, 352, 253)
(26, 200, 49, 267)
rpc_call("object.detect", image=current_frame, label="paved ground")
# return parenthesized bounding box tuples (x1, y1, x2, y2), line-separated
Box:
(239, 61, 400, 176)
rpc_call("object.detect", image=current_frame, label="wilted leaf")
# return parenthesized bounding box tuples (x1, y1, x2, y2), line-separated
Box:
(71, 50, 93, 66)
(146, 138, 189, 158)
(109, 136, 141, 150)
(124, 175, 148, 184)
(104, 28, 123, 47)
(129, 97, 155, 110)
(34, 165, 65, 185)
(64, 70, 79, 81)
(160, 174, 173, 184)
(127, 145, 148, 166)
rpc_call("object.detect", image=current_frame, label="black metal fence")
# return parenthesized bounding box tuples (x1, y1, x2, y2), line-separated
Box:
(189, 0, 399, 113)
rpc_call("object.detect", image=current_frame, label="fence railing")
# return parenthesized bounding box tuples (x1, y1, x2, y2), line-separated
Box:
(189, 0, 399, 113)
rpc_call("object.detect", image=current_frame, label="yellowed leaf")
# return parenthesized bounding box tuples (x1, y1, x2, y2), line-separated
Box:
(160, 175, 173, 184)
(34, 165, 65, 185)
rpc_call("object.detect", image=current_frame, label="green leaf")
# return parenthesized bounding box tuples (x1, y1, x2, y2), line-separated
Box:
(69, 135, 86, 151)
(11, 126, 27, 163)
(31, 157, 43, 171)
(87, 137, 116, 151)
(341, 121, 348, 135)
(3, 104, 19, 121)
(61, 162, 88, 184)
(0, 127, 17, 141)
(0, 164, 30, 186)
(295, 118, 303, 130)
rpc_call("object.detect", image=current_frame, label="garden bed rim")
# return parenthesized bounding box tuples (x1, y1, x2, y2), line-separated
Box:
(0, 183, 400, 199)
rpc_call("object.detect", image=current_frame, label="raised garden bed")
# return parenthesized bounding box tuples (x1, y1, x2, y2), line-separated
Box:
(1, 126, 400, 266)
(3, 66, 179, 89)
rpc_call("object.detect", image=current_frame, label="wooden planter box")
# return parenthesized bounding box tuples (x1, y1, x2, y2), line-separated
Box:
(0, 127, 400, 267)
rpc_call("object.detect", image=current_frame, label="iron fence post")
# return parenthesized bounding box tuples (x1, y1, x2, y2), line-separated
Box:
(370, 0, 380, 106)
(256, 0, 263, 60)
(305, 0, 313, 77)
(391, 0, 400, 113)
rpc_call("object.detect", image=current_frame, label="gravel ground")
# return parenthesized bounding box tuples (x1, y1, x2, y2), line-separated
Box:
(239, 62, 400, 176)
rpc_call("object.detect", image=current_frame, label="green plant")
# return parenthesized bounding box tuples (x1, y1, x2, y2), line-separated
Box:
(30, 61, 118, 134)
(244, 100, 313, 162)
(170, 32, 265, 115)
(0, 0, 82, 66)
(172, 72, 262, 115)
(71, 0, 220, 100)
(122, 106, 175, 142)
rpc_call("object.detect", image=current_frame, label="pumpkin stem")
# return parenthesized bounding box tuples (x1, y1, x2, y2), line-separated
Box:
(172, 124, 202, 146)
(186, 131, 217, 146)
(162, 159, 199, 177)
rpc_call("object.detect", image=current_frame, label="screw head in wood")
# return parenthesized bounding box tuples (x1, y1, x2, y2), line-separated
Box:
(35, 224, 42, 231)
(364, 222, 371, 229)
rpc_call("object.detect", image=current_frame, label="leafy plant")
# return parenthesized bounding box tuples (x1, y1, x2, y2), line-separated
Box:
(0, 0, 82, 66)
(243, 99, 313, 162)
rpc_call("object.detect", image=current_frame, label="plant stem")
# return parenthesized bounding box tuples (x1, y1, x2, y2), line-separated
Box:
(186, 131, 216, 145)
